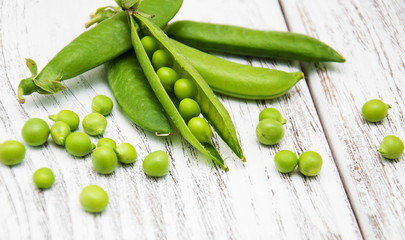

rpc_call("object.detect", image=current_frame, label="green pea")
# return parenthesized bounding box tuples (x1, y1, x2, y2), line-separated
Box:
(0, 140, 25, 166)
(259, 108, 287, 124)
(91, 146, 118, 174)
(80, 185, 109, 213)
(49, 110, 80, 131)
(188, 117, 212, 143)
(152, 49, 173, 69)
(115, 143, 137, 164)
(361, 99, 391, 122)
(256, 119, 284, 145)
(179, 98, 201, 122)
(50, 121, 71, 146)
(22, 118, 50, 146)
(92, 95, 113, 116)
(82, 112, 107, 136)
(142, 150, 170, 177)
(298, 151, 323, 177)
(33, 167, 54, 189)
(65, 132, 95, 157)
(378, 135, 404, 160)
(156, 67, 179, 92)
(274, 150, 298, 173)
(97, 138, 116, 149)
(141, 36, 159, 57)
(174, 78, 198, 101)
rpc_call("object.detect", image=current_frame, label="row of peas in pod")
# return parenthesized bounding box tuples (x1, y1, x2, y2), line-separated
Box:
(141, 35, 213, 143)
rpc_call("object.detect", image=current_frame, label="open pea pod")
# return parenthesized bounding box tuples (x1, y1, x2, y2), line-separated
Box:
(130, 14, 245, 170)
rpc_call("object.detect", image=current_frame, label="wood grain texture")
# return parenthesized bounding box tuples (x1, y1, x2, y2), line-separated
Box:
(0, 0, 366, 239)
(279, 0, 405, 239)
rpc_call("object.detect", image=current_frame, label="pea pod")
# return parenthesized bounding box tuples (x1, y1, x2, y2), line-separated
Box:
(18, 0, 183, 103)
(172, 40, 304, 99)
(165, 21, 345, 63)
(130, 14, 245, 170)
(106, 52, 172, 135)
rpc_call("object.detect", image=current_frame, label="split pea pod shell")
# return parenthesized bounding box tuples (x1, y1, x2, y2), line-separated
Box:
(106, 52, 172, 135)
(130, 14, 245, 170)
(165, 21, 345, 63)
(18, 0, 183, 102)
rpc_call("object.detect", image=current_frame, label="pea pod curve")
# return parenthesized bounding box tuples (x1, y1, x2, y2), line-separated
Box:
(130, 14, 245, 170)
(172, 40, 304, 99)
(106, 51, 172, 135)
(165, 21, 345, 63)
(18, 0, 183, 103)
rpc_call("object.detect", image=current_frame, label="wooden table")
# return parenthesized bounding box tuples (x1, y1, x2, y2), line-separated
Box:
(0, 0, 404, 239)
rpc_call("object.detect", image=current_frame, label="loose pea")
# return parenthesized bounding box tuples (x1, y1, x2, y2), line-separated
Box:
(179, 98, 201, 122)
(378, 135, 404, 160)
(361, 99, 391, 122)
(33, 167, 54, 189)
(49, 110, 80, 130)
(50, 121, 71, 146)
(298, 151, 323, 177)
(143, 150, 170, 177)
(91, 146, 118, 174)
(97, 138, 116, 149)
(256, 119, 284, 145)
(156, 67, 179, 92)
(174, 78, 198, 101)
(65, 132, 95, 157)
(152, 49, 173, 69)
(115, 143, 137, 164)
(80, 185, 109, 213)
(188, 117, 212, 143)
(22, 118, 50, 146)
(0, 140, 25, 166)
(92, 95, 113, 116)
(82, 112, 107, 136)
(259, 108, 287, 124)
(141, 36, 159, 57)
(274, 150, 298, 173)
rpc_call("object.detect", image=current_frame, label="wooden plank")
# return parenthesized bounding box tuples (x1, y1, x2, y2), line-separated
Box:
(0, 0, 361, 239)
(279, 0, 405, 239)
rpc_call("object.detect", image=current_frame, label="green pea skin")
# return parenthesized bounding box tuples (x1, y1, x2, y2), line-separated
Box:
(49, 110, 80, 131)
(80, 185, 109, 213)
(33, 167, 55, 189)
(378, 135, 404, 160)
(115, 143, 137, 164)
(179, 98, 201, 122)
(259, 108, 287, 124)
(50, 121, 71, 146)
(188, 117, 212, 143)
(174, 78, 198, 101)
(152, 49, 173, 69)
(92, 95, 113, 116)
(92, 146, 118, 174)
(256, 119, 284, 145)
(22, 118, 50, 146)
(143, 150, 170, 177)
(0, 140, 25, 166)
(65, 132, 95, 157)
(82, 112, 107, 136)
(156, 67, 179, 92)
(298, 151, 323, 177)
(97, 138, 116, 149)
(141, 36, 159, 57)
(361, 99, 391, 122)
(274, 150, 298, 173)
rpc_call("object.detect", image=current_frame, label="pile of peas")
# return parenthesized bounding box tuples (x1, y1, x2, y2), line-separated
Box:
(141, 35, 213, 144)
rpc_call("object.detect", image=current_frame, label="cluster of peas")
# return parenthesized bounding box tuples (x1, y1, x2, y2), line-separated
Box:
(0, 95, 171, 213)
(141, 35, 213, 143)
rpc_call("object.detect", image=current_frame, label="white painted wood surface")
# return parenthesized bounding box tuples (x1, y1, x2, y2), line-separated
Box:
(0, 0, 403, 239)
